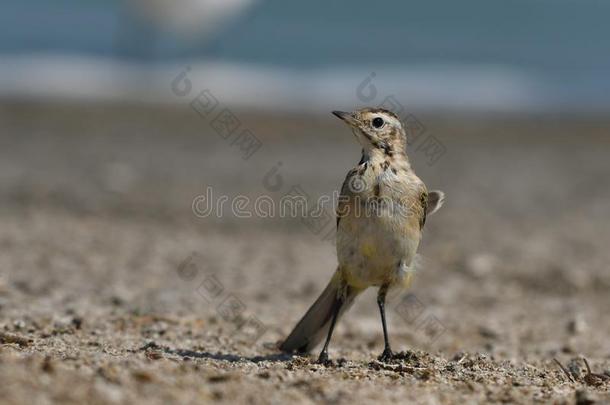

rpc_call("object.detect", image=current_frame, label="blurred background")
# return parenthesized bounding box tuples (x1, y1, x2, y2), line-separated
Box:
(3, 0, 610, 112)
(1, 1, 609, 403)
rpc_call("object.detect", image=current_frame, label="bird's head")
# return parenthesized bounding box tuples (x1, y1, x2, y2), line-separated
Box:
(332, 108, 407, 156)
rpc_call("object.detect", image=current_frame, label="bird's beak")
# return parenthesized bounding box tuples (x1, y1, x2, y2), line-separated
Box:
(332, 110, 359, 127)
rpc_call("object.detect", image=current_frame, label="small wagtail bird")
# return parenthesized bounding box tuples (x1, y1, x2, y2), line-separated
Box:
(280, 108, 444, 363)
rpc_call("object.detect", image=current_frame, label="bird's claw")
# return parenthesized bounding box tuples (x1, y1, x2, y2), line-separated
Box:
(317, 351, 332, 366)
(377, 348, 394, 362)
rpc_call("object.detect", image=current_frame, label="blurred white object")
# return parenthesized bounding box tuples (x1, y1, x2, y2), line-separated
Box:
(127, 0, 256, 37)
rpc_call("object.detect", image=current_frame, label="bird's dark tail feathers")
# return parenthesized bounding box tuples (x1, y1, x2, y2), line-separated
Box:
(279, 272, 360, 354)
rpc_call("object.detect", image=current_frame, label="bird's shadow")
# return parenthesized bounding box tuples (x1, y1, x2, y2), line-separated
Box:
(163, 347, 295, 363)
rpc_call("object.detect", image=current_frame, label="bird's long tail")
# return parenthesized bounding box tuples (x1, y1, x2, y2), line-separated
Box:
(280, 271, 360, 354)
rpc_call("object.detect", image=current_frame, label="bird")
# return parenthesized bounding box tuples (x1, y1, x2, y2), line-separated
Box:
(279, 107, 445, 363)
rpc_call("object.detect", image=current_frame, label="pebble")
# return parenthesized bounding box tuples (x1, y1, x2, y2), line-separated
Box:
(567, 316, 587, 335)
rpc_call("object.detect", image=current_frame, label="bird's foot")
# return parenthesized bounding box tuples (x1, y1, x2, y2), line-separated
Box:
(377, 347, 395, 362)
(317, 350, 332, 366)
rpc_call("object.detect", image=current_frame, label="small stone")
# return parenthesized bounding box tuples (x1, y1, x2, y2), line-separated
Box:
(12, 320, 26, 330)
(0, 332, 31, 347)
(575, 389, 596, 405)
(132, 370, 154, 383)
(567, 316, 587, 335)
(145, 351, 163, 360)
(71, 317, 84, 330)
(41, 356, 54, 373)
(139, 341, 160, 351)
(207, 374, 233, 383)
(478, 326, 499, 340)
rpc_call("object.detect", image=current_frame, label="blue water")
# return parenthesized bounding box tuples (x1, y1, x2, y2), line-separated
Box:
(2, 0, 610, 110)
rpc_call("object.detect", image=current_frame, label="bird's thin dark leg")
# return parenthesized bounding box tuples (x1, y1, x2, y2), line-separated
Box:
(377, 285, 393, 361)
(317, 296, 343, 364)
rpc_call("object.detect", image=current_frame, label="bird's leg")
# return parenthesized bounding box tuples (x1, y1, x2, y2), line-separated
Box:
(377, 285, 394, 361)
(317, 295, 343, 365)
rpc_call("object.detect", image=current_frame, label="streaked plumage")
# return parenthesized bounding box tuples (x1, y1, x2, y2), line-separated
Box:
(280, 108, 444, 363)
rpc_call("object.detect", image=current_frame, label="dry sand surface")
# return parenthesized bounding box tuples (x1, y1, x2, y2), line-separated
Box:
(0, 103, 609, 404)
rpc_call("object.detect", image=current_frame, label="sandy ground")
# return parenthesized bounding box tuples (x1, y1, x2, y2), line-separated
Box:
(0, 102, 609, 404)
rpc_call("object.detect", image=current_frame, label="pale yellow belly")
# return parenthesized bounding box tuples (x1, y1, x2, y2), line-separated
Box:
(336, 211, 421, 289)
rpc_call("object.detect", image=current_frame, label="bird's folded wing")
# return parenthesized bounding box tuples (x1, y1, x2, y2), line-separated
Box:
(426, 190, 445, 216)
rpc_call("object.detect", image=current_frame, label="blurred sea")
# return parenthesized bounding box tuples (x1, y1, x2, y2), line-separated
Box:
(1, 0, 610, 113)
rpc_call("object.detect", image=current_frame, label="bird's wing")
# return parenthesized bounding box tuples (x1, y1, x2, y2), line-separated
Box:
(419, 189, 445, 229)
(426, 190, 445, 216)
(419, 190, 428, 230)
(336, 167, 359, 228)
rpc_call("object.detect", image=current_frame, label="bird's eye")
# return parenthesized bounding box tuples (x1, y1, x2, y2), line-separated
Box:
(372, 117, 384, 128)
